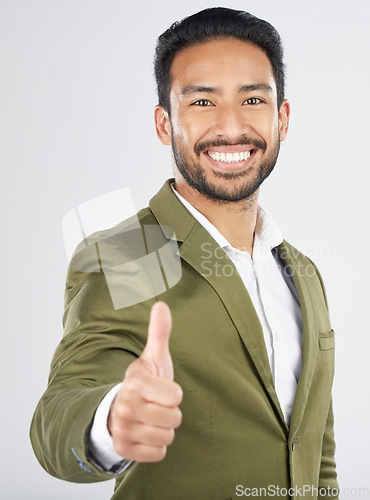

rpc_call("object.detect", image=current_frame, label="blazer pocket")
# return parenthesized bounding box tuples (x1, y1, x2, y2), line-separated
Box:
(318, 329, 335, 350)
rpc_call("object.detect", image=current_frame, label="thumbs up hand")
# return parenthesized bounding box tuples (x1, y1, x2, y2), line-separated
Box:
(108, 302, 183, 463)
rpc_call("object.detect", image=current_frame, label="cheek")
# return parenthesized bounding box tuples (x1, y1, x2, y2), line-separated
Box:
(262, 114, 280, 143)
(172, 117, 200, 149)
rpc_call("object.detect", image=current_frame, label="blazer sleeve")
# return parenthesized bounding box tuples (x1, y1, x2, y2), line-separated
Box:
(29, 260, 147, 483)
(309, 258, 339, 499)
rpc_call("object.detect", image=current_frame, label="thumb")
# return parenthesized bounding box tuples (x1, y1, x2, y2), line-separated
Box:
(141, 301, 174, 380)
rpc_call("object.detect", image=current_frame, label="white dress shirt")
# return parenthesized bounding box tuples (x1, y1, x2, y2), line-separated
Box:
(89, 188, 303, 471)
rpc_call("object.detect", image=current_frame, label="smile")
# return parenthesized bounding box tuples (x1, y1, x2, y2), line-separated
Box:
(207, 151, 252, 163)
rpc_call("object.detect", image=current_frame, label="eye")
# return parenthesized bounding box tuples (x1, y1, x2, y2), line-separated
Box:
(244, 97, 262, 105)
(193, 99, 212, 106)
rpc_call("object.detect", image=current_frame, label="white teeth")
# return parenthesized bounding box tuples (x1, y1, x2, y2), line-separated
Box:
(208, 151, 251, 163)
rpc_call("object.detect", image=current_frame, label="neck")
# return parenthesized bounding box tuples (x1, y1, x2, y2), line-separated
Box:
(174, 180, 259, 255)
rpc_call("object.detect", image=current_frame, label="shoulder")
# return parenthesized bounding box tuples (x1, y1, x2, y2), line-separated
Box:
(64, 204, 181, 312)
(68, 207, 159, 274)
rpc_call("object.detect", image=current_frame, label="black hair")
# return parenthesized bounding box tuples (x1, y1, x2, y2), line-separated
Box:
(154, 7, 285, 112)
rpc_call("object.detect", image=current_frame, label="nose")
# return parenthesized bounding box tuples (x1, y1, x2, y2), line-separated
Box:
(211, 105, 252, 140)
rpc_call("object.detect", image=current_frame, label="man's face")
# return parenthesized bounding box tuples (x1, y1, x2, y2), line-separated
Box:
(155, 38, 290, 202)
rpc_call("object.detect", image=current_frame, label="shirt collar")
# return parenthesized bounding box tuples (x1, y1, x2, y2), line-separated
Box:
(254, 205, 283, 250)
(171, 184, 283, 252)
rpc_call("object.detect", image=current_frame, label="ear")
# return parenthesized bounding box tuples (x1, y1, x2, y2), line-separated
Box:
(278, 99, 290, 142)
(154, 105, 172, 145)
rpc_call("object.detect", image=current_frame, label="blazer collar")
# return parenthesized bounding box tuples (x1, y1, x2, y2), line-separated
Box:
(149, 179, 197, 243)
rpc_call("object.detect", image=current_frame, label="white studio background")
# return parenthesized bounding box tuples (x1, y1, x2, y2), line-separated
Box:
(0, 0, 369, 499)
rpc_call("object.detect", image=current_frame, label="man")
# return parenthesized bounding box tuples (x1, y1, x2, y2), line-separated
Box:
(30, 7, 339, 499)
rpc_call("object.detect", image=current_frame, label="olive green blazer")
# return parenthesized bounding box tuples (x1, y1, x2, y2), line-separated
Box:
(30, 180, 339, 499)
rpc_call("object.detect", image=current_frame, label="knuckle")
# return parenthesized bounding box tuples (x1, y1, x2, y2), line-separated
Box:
(112, 397, 138, 423)
(124, 359, 138, 376)
(118, 403, 137, 421)
(113, 440, 132, 459)
(173, 408, 183, 428)
(174, 383, 183, 404)
(123, 376, 142, 395)
(110, 419, 130, 441)
(155, 446, 168, 461)
(165, 428, 175, 446)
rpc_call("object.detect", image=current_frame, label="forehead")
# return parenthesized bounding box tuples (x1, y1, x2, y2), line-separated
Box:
(169, 38, 276, 94)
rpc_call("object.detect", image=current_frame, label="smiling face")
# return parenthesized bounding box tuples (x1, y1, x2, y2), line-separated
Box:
(155, 38, 290, 203)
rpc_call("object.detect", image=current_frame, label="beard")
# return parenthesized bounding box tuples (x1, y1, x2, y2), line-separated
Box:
(171, 132, 280, 203)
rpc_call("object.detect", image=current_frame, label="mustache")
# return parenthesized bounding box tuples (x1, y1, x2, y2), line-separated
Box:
(194, 136, 267, 156)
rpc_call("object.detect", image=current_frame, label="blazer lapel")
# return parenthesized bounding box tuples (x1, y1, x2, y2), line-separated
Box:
(278, 241, 319, 436)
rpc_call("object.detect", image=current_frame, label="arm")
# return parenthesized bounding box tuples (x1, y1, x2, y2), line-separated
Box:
(30, 259, 182, 482)
(308, 258, 339, 498)
(88, 383, 133, 473)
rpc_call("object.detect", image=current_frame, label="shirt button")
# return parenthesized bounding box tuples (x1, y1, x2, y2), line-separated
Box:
(284, 404, 291, 414)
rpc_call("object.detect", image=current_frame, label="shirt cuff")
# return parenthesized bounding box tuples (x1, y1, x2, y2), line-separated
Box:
(88, 383, 133, 473)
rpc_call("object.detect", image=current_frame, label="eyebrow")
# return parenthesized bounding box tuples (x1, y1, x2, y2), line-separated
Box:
(179, 83, 273, 96)
(180, 85, 219, 96)
(238, 83, 273, 94)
